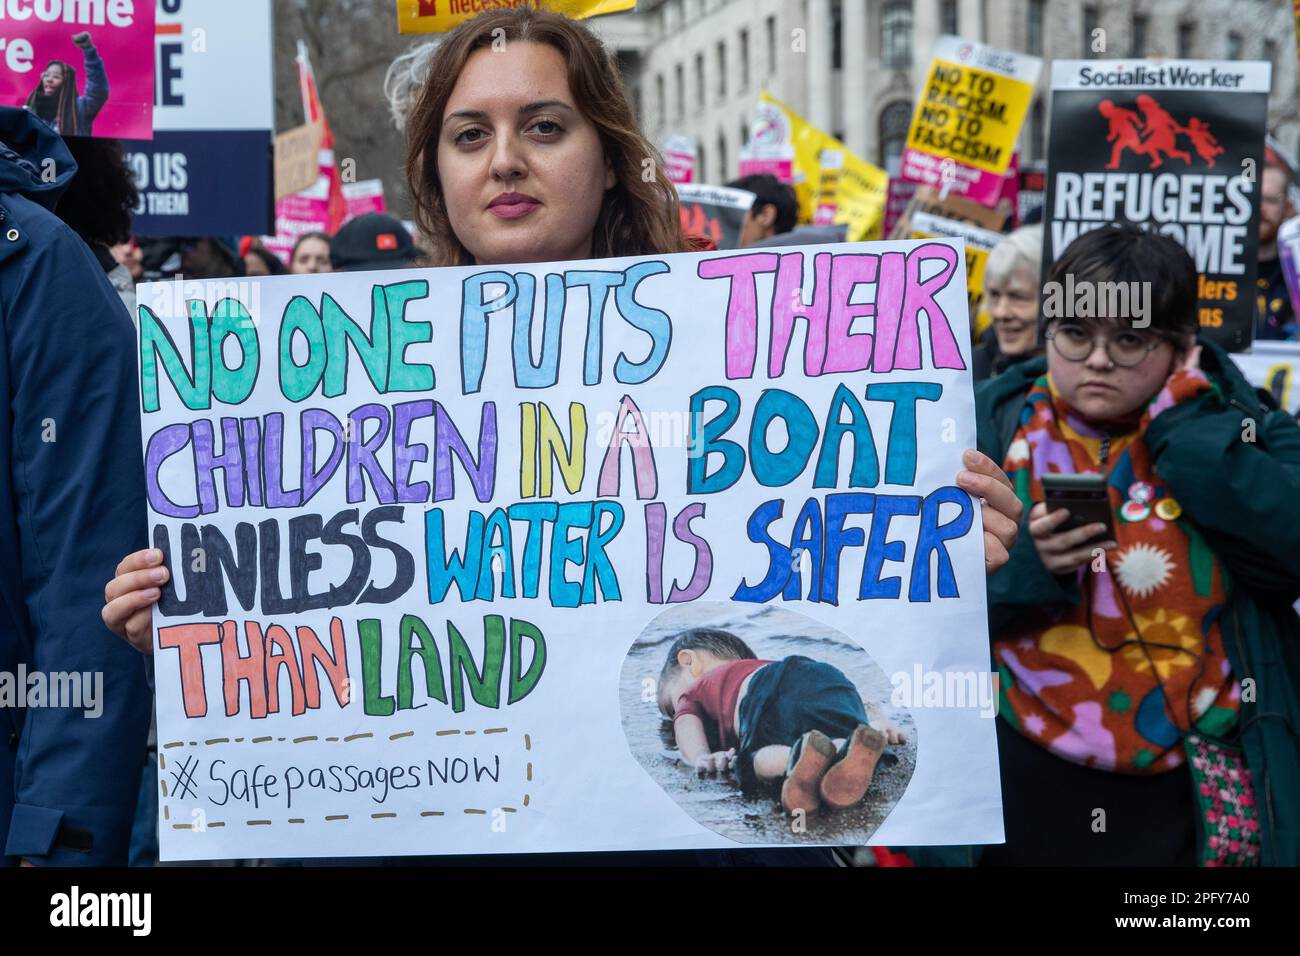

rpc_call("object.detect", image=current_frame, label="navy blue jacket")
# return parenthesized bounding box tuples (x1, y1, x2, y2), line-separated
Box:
(0, 107, 150, 865)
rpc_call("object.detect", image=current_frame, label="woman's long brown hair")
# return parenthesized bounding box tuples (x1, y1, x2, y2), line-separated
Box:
(404, 8, 694, 266)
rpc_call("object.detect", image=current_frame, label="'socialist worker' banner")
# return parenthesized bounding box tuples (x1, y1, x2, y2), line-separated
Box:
(397, 0, 635, 34)
(0, 0, 155, 139)
(676, 183, 755, 251)
(137, 240, 1002, 860)
(1044, 59, 1271, 353)
(901, 36, 1040, 207)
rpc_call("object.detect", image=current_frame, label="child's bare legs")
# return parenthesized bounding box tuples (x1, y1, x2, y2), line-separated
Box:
(751, 745, 790, 780)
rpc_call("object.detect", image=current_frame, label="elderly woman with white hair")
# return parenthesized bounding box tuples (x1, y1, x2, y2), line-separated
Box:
(974, 224, 1044, 380)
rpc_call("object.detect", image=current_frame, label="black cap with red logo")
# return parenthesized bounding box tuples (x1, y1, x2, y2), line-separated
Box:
(329, 213, 420, 272)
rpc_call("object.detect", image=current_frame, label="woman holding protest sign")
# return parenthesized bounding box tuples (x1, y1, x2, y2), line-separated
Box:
(911, 224, 1300, 867)
(100, 7, 1023, 864)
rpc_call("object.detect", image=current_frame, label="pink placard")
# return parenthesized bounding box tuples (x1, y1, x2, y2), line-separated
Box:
(899, 147, 1004, 207)
(738, 156, 793, 181)
(1, 2, 155, 139)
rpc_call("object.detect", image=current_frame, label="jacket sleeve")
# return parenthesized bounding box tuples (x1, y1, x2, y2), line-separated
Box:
(1146, 392, 1300, 602)
(2, 213, 151, 865)
(77, 46, 110, 128)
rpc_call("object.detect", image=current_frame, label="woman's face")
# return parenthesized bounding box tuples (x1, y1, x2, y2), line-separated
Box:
(111, 241, 142, 280)
(435, 42, 615, 265)
(985, 266, 1040, 357)
(1047, 320, 1184, 422)
(291, 237, 332, 274)
(41, 63, 64, 95)
(244, 252, 271, 277)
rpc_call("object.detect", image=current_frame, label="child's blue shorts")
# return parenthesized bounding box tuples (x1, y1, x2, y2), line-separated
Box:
(735, 655, 869, 791)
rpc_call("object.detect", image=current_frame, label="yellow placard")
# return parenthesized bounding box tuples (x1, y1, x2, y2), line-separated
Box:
(905, 59, 1035, 176)
(757, 92, 889, 241)
(398, 0, 635, 34)
(909, 212, 1001, 333)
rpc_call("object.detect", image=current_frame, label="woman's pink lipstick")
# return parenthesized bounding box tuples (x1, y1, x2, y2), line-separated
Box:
(488, 192, 541, 220)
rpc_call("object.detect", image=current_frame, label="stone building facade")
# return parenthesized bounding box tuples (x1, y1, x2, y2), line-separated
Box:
(592, 0, 1300, 182)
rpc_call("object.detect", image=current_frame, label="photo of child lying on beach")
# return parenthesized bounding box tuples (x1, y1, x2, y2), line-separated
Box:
(621, 602, 915, 845)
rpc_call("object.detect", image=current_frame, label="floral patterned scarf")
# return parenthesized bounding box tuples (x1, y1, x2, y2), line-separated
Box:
(994, 369, 1241, 775)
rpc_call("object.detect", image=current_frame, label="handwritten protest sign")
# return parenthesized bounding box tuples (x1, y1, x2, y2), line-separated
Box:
(1044, 59, 1270, 353)
(901, 37, 1040, 207)
(397, 0, 635, 34)
(1, 0, 154, 139)
(137, 240, 1001, 860)
(910, 211, 1002, 334)
(275, 122, 325, 201)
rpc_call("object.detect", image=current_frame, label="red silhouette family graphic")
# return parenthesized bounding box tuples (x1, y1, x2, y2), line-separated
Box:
(1098, 95, 1224, 170)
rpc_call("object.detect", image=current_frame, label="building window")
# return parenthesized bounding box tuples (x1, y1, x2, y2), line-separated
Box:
(766, 15, 776, 77)
(1177, 21, 1195, 58)
(740, 118, 748, 147)
(717, 41, 727, 100)
(878, 100, 912, 169)
(718, 131, 728, 182)
(1227, 32, 1242, 60)
(675, 63, 684, 121)
(656, 73, 665, 127)
(1082, 6, 1098, 57)
(1030, 98, 1045, 162)
(940, 0, 958, 36)
(699, 143, 707, 183)
(739, 28, 750, 89)
(1130, 14, 1147, 57)
(1027, 0, 1043, 54)
(832, 0, 843, 70)
(695, 52, 705, 109)
(881, 2, 912, 70)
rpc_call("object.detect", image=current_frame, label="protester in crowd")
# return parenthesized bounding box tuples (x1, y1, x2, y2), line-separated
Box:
(51, 136, 139, 314)
(1255, 158, 1297, 341)
(242, 238, 288, 276)
(111, 236, 143, 282)
(747, 222, 849, 248)
(329, 212, 421, 271)
(290, 230, 332, 273)
(726, 173, 797, 247)
(21, 33, 108, 137)
(0, 106, 151, 866)
(101, 7, 1022, 865)
(135, 236, 245, 281)
(973, 224, 1044, 381)
(911, 224, 1300, 867)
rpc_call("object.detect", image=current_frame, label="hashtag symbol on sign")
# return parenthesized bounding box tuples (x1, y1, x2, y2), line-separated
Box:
(170, 755, 200, 800)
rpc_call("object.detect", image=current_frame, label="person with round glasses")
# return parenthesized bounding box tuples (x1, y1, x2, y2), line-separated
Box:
(910, 223, 1300, 867)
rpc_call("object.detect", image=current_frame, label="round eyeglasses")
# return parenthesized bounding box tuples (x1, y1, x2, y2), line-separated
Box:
(1045, 323, 1169, 368)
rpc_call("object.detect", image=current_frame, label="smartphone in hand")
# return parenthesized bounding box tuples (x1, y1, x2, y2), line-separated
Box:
(1040, 472, 1115, 542)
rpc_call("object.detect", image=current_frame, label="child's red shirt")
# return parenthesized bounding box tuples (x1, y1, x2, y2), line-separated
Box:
(673, 659, 771, 751)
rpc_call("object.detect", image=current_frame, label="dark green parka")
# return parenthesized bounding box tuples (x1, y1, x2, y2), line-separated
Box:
(910, 338, 1300, 866)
